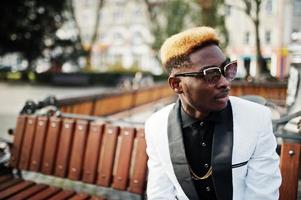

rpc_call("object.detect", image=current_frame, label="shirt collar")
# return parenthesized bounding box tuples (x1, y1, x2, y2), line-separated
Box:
(180, 103, 227, 128)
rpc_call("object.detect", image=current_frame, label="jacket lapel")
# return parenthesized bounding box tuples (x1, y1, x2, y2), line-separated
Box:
(167, 99, 199, 199)
(211, 101, 234, 200)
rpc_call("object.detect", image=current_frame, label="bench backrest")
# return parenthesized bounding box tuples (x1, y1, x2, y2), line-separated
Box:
(10, 115, 148, 195)
(9, 115, 301, 200)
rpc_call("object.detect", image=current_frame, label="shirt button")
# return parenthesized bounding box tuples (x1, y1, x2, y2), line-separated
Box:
(201, 142, 206, 147)
(206, 186, 211, 192)
(200, 122, 204, 126)
(204, 163, 209, 168)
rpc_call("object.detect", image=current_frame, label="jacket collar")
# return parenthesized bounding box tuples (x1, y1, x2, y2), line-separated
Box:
(167, 99, 233, 200)
(168, 99, 199, 199)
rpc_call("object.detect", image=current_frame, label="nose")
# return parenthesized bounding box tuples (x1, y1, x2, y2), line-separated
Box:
(216, 74, 230, 89)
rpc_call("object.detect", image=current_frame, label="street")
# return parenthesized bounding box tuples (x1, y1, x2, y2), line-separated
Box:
(0, 82, 114, 140)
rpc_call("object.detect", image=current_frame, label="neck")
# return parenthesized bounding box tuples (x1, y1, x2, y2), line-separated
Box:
(181, 102, 209, 120)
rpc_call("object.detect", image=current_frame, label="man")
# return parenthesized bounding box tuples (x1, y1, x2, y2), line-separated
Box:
(144, 26, 281, 200)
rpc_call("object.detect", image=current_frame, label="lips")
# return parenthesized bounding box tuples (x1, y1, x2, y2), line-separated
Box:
(215, 89, 230, 99)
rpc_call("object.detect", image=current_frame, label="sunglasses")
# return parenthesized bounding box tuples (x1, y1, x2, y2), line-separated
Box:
(174, 60, 237, 85)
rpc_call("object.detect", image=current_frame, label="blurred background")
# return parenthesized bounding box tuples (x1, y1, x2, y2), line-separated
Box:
(0, 0, 301, 135)
(0, 1, 301, 199)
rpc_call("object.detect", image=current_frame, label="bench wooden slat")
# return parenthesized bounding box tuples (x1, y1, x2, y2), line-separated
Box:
(0, 175, 13, 184)
(0, 178, 22, 191)
(10, 115, 27, 168)
(54, 119, 75, 178)
(0, 180, 35, 199)
(7, 183, 48, 200)
(28, 186, 62, 200)
(72, 102, 94, 115)
(47, 190, 76, 200)
(90, 196, 106, 200)
(68, 120, 89, 181)
(29, 116, 49, 172)
(18, 116, 37, 170)
(96, 125, 119, 187)
(279, 143, 301, 200)
(128, 128, 148, 194)
(112, 127, 135, 190)
(82, 122, 104, 184)
(41, 117, 62, 175)
(68, 192, 90, 200)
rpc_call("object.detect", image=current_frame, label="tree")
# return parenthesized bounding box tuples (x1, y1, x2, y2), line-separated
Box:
(144, 0, 228, 60)
(144, 0, 196, 52)
(67, 0, 104, 71)
(0, 0, 67, 72)
(194, 0, 229, 48)
(226, 0, 268, 78)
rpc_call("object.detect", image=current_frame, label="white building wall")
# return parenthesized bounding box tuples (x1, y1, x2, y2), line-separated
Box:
(74, 0, 162, 74)
(225, 0, 301, 79)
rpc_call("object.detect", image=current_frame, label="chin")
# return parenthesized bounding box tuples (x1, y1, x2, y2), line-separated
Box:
(213, 100, 228, 111)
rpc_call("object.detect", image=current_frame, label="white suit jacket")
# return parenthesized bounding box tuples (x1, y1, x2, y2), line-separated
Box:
(145, 96, 281, 200)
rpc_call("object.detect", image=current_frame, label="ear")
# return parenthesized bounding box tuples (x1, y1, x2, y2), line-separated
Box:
(168, 76, 183, 94)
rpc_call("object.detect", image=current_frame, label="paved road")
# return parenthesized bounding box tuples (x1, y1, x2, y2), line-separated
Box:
(0, 82, 114, 140)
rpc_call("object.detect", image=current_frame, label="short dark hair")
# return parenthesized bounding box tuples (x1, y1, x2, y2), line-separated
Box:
(163, 40, 219, 74)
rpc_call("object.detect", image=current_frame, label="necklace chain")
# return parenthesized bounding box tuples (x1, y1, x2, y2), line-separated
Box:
(189, 166, 212, 180)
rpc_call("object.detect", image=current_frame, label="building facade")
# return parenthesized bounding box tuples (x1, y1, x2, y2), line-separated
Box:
(73, 0, 162, 74)
(225, 0, 301, 79)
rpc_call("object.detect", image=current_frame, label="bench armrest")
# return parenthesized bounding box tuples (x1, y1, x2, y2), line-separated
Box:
(0, 137, 12, 165)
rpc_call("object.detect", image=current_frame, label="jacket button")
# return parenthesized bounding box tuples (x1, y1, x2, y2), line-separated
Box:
(206, 186, 211, 192)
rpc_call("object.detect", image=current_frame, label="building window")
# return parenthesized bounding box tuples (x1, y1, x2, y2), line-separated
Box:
(293, 0, 301, 15)
(83, 0, 94, 7)
(265, 30, 271, 44)
(244, 31, 250, 44)
(265, 0, 273, 15)
(225, 5, 231, 16)
(133, 9, 142, 17)
(113, 11, 123, 20)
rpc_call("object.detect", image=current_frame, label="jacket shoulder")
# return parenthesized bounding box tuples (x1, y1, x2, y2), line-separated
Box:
(229, 96, 272, 124)
(145, 103, 175, 126)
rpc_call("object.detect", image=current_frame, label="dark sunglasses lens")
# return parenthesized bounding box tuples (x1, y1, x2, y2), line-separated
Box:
(204, 69, 222, 84)
(224, 62, 237, 81)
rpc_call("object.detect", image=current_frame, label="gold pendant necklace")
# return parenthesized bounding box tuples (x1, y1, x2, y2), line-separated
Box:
(189, 166, 212, 180)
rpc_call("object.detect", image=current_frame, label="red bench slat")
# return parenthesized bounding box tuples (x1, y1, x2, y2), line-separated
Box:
(96, 125, 119, 186)
(112, 127, 135, 190)
(29, 116, 49, 172)
(10, 115, 27, 168)
(47, 190, 76, 200)
(0, 180, 35, 199)
(128, 128, 148, 194)
(28, 186, 62, 200)
(82, 122, 104, 184)
(0, 175, 14, 184)
(68, 192, 90, 200)
(68, 120, 89, 181)
(0, 178, 23, 192)
(41, 117, 62, 175)
(7, 183, 48, 200)
(280, 143, 301, 200)
(54, 118, 76, 178)
(90, 196, 106, 200)
(18, 116, 37, 170)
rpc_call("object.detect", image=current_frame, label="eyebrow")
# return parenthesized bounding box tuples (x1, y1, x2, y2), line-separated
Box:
(197, 59, 229, 72)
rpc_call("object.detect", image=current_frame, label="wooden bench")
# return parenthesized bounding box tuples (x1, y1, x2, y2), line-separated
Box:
(1, 114, 301, 200)
(0, 115, 147, 199)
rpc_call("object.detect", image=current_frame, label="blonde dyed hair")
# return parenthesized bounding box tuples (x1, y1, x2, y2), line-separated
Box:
(160, 26, 220, 73)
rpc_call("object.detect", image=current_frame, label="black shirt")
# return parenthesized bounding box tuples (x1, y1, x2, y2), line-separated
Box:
(180, 107, 219, 200)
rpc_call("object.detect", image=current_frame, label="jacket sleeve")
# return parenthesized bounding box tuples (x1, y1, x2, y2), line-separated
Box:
(145, 118, 176, 199)
(244, 109, 282, 199)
